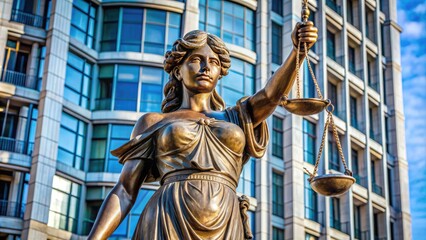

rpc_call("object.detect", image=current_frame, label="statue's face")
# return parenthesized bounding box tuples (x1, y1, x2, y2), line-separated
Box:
(178, 44, 222, 94)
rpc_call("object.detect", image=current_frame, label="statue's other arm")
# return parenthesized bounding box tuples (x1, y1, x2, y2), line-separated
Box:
(248, 21, 318, 126)
(87, 159, 149, 239)
(88, 113, 162, 239)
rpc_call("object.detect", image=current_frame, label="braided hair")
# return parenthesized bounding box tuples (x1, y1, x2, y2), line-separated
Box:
(162, 30, 231, 113)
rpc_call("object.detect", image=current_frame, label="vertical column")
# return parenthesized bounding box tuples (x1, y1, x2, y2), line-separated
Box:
(385, 0, 411, 237)
(0, 26, 8, 71)
(21, 0, 73, 239)
(282, 1, 308, 239)
(0, 0, 14, 20)
(27, 43, 40, 89)
(182, 0, 199, 34)
(256, 0, 270, 239)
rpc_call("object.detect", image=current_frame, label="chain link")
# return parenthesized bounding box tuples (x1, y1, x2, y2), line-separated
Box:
(308, 111, 331, 181)
(329, 112, 351, 175)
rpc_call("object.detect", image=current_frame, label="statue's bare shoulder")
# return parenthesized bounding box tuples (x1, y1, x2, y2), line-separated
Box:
(131, 112, 165, 139)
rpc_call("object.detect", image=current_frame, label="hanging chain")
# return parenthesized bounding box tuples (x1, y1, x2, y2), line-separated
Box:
(293, 0, 324, 100)
(329, 112, 352, 176)
(295, 41, 302, 98)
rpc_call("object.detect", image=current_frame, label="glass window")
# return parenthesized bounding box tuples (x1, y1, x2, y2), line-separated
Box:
(303, 120, 316, 164)
(140, 67, 165, 112)
(273, 227, 284, 240)
(70, 0, 97, 48)
(101, 8, 119, 51)
(48, 175, 81, 233)
(347, 0, 354, 24)
(57, 112, 87, 170)
(237, 158, 255, 197)
(272, 116, 284, 159)
(199, 0, 255, 50)
(115, 65, 139, 111)
(272, 172, 284, 217)
(351, 149, 359, 176)
(89, 124, 133, 173)
(327, 81, 338, 114)
(65, 52, 93, 108)
(330, 197, 340, 229)
(121, 8, 143, 52)
(304, 173, 317, 221)
(36, 46, 46, 90)
(350, 96, 358, 129)
(348, 46, 356, 73)
(272, 22, 282, 65)
(328, 135, 339, 171)
(303, 63, 316, 98)
(218, 58, 254, 106)
(354, 205, 361, 238)
(95, 65, 165, 112)
(272, 0, 283, 16)
(327, 30, 336, 60)
(306, 233, 318, 240)
(101, 7, 181, 54)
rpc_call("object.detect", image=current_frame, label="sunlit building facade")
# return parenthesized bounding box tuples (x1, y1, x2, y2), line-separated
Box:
(0, 0, 410, 239)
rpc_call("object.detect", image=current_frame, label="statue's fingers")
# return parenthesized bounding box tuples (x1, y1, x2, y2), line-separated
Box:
(298, 32, 318, 38)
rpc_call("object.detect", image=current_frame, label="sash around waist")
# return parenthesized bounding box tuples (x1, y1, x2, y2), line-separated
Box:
(161, 170, 238, 192)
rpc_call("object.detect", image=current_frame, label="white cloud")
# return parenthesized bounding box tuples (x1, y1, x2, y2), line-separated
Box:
(403, 21, 424, 39)
(414, 3, 426, 14)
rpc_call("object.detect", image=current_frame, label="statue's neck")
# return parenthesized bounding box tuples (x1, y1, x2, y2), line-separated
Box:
(179, 87, 212, 112)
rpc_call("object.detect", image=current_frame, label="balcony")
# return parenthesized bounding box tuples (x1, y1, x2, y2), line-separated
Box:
(0, 137, 34, 156)
(372, 183, 383, 196)
(10, 9, 45, 28)
(0, 200, 25, 218)
(1, 69, 37, 89)
(326, 0, 342, 15)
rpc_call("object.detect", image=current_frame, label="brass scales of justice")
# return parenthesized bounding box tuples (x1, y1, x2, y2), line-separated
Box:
(280, 0, 355, 197)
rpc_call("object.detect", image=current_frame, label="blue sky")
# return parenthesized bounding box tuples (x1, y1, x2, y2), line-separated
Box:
(398, 0, 426, 238)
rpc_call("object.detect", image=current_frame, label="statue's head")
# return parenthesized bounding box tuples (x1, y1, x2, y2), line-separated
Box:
(162, 30, 231, 113)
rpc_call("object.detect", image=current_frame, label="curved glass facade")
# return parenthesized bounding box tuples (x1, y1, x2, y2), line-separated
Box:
(101, 7, 181, 54)
(89, 124, 133, 173)
(199, 0, 255, 50)
(217, 57, 255, 106)
(96, 65, 168, 112)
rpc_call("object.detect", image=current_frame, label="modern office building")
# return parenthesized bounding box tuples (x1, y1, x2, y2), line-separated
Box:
(0, 0, 411, 239)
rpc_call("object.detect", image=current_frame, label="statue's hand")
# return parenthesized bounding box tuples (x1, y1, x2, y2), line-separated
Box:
(291, 21, 318, 52)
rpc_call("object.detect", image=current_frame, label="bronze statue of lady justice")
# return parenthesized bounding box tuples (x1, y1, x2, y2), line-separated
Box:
(87, 18, 318, 239)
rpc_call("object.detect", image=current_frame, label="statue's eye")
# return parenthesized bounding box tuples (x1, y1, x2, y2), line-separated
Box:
(190, 57, 201, 63)
(210, 59, 220, 65)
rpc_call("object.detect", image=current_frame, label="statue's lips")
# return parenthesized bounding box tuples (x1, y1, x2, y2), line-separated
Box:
(195, 75, 212, 81)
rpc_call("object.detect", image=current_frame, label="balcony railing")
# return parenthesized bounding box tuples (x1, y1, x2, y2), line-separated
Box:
(0, 200, 25, 218)
(0, 69, 37, 89)
(372, 183, 383, 196)
(10, 9, 45, 28)
(0, 137, 34, 155)
(94, 98, 112, 110)
(326, 0, 342, 15)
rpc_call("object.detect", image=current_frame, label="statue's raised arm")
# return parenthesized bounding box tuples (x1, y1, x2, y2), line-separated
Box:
(248, 21, 318, 126)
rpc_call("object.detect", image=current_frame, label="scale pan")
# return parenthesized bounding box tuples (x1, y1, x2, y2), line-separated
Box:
(281, 98, 329, 116)
(310, 174, 355, 197)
